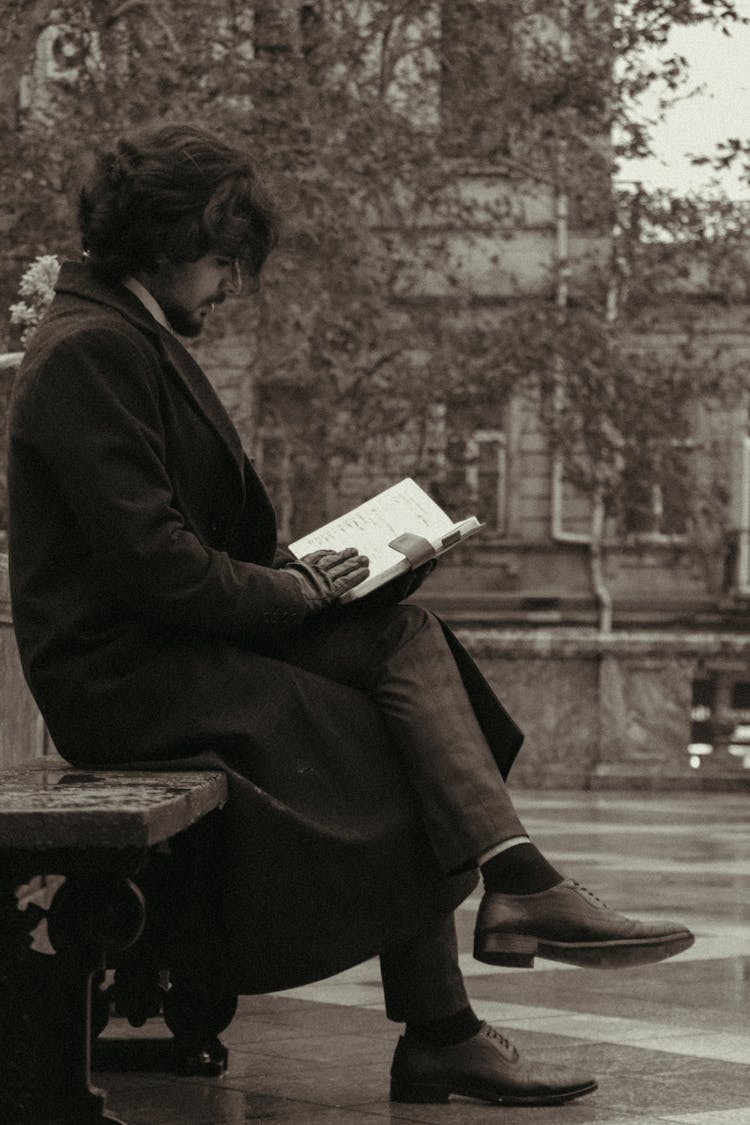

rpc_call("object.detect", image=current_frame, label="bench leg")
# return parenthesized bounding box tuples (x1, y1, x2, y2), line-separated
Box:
(92, 964, 237, 1077)
(163, 978, 237, 1075)
(0, 872, 145, 1124)
(92, 835, 238, 1077)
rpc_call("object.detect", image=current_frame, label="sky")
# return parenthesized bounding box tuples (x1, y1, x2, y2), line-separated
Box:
(617, 1, 750, 198)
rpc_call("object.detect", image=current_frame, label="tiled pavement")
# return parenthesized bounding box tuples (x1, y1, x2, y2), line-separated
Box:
(97, 790, 750, 1125)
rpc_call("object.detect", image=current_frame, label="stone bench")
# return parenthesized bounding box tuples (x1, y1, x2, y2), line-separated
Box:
(0, 755, 231, 1125)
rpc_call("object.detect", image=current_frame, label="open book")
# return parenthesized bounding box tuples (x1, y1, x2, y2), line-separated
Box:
(289, 477, 482, 602)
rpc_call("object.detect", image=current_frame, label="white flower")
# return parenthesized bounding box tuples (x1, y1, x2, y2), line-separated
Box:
(9, 254, 61, 346)
(8, 302, 37, 326)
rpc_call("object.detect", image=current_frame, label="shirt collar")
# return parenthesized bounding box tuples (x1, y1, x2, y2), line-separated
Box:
(122, 277, 173, 333)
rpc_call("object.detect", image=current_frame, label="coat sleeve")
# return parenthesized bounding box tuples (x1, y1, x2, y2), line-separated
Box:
(22, 324, 309, 640)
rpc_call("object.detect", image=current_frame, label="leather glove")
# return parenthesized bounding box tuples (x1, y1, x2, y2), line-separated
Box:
(347, 558, 438, 611)
(285, 548, 370, 613)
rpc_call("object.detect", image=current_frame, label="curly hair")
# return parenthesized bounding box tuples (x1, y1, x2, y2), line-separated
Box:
(78, 125, 280, 284)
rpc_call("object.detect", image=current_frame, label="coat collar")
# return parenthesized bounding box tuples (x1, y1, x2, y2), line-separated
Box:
(53, 260, 246, 472)
(122, 276, 173, 332)
(54, 260, 163, 339)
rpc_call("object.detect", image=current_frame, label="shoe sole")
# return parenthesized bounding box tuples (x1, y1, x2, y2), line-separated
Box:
(474, 930, 695, 969)
(390, 1077, 598, 1105)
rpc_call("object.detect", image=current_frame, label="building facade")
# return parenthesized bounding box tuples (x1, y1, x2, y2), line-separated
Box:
(3, 1, 750, 783)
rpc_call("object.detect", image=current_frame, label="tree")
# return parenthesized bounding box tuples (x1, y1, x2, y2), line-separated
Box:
(2, 0, 749, 564)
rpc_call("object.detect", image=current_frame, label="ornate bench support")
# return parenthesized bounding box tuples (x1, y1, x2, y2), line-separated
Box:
(0, 762, 230, 1123)
(0, 870, 145, 1125)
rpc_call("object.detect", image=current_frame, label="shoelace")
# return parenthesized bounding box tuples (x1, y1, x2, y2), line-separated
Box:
(484, 1024, 520, 1061)
(570, 880, 611, 909)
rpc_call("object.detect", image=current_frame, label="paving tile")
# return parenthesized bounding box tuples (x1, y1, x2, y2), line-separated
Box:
(106, 1081, 311, 1124)
(93, 791, 750, 1125)
(215, 1058, 391, 1107)
(666, 1113, 750, 1124)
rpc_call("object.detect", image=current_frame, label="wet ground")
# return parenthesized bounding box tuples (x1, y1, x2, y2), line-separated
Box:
(98, 789, 750, 1125)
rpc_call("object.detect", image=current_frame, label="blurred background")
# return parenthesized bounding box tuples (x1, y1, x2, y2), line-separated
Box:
(3, 0, 750, 788)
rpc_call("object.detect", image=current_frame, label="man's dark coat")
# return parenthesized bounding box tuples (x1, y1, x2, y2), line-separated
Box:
(7, 261, 523, 992)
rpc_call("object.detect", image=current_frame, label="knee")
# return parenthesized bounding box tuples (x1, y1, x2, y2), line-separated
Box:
(371, 603, 441, 649)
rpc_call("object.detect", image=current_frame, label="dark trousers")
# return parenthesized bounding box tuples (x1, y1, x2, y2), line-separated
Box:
(264, 602, 526, 1023)
(264, 603, 526, 872)
(380, 910, 470, 1023)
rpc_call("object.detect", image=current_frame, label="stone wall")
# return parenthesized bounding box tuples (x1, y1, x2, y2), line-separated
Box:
(0, 354, 23, 534)
(0, 556, 46, 768)
(459, 628, 750, 791)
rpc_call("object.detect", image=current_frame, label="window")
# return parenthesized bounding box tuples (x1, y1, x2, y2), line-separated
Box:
(445, 428, 507, 533)
(734, 435, 750, 592)
(621, 439, 695, 540)
(440, 0, 516, 158)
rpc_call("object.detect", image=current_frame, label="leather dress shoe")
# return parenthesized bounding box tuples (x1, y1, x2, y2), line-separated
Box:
(474, 878, 695, 968)
(390, 1022, 597, 1106)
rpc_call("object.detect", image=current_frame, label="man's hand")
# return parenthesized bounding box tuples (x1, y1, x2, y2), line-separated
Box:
(346, 558, 438, 611)
(285, 547, 370, 612)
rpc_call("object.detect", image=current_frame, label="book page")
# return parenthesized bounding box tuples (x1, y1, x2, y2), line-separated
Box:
(289, 478, 457, 574)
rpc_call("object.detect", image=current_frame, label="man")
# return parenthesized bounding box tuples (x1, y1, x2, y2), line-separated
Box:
(7, 125, 693, 1107)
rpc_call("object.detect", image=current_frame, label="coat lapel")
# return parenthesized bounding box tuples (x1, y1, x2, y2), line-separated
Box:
(53, 261, 246, 477)
(156, 331, 245, 472)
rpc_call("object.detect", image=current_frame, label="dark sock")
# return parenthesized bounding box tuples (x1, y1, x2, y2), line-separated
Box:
(405, 1005, 483, 1047)
(481, 841, 563, 895)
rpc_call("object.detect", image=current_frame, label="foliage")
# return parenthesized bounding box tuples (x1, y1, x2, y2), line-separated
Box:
(1, 0, 749, 541)
(9, 254, 60, 345)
